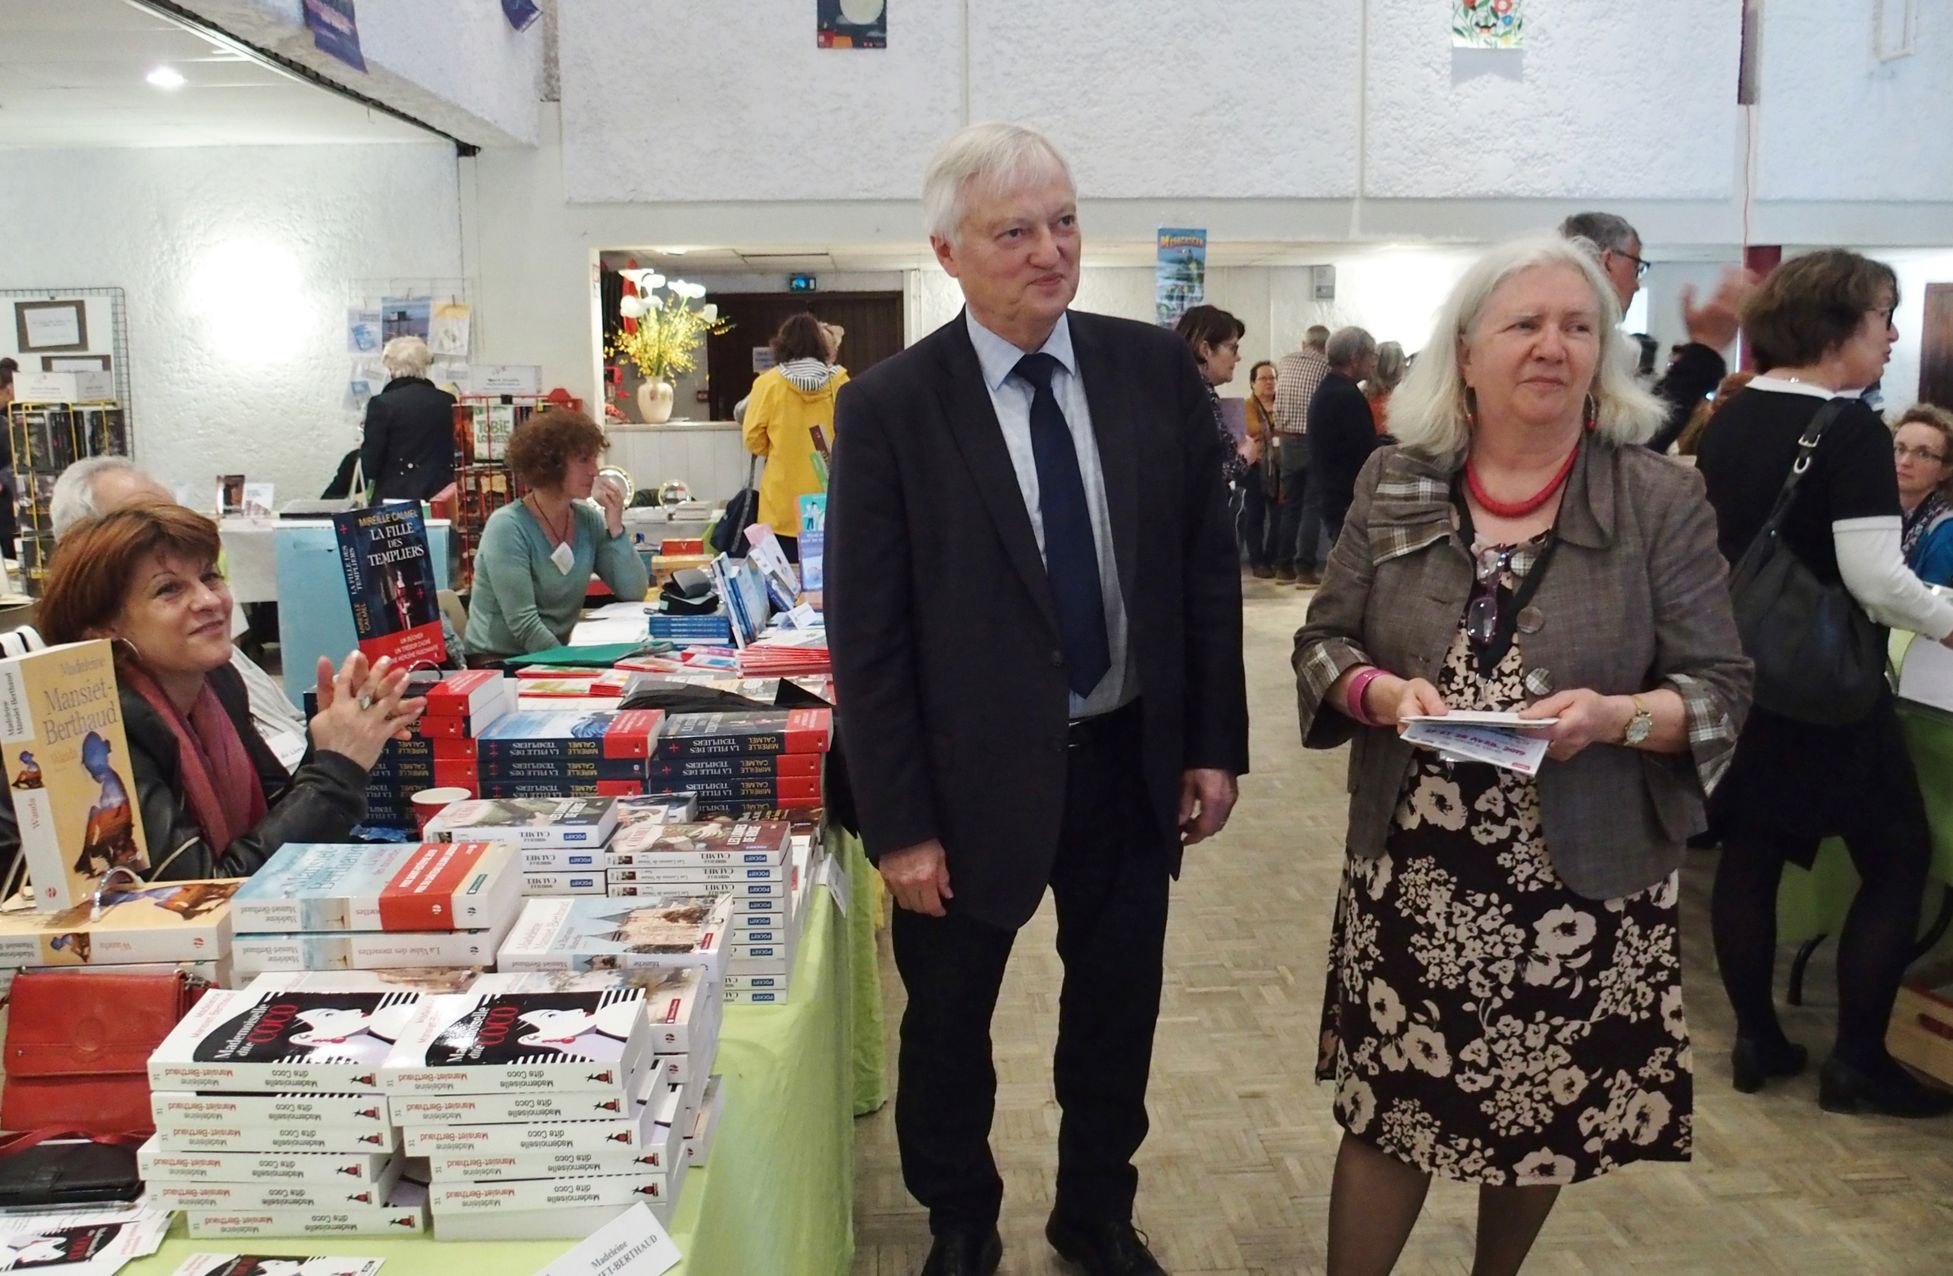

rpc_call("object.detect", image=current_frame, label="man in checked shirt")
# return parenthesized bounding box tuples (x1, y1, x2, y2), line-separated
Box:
(1271, 324, 1332, 585)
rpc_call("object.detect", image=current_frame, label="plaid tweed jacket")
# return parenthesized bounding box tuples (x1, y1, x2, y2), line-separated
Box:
(1292, 440, 1753, 900)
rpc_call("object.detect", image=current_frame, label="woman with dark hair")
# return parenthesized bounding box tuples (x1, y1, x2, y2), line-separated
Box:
(0, 502, 418, 879)
(465, 407, 649, 663)
(742, 313, 847, 561)
(1698, 248, 1953, 1117)
(1175, 304, 1251, 487)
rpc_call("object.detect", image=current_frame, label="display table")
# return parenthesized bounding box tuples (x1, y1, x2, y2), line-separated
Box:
(123, 834, 883, 1276)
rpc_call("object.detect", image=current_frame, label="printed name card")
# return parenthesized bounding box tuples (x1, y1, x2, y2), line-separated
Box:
(533, 1203, 680, 1276)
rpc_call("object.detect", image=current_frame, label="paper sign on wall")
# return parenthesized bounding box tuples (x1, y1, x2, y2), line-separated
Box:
(303, 0, 366, 71)
(12, 372, 77, 402)
(475, 365, 542, 395)
(431, 302, 472, 357)
(1452, 0, 1524, 48)
(348, 307, 382, 353)
(817, 0, 886, 48)
(1154, 228, 1206, 327)
(382, 297, 431, 342)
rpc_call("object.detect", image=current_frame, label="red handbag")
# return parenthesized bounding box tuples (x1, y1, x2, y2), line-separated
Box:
(2, 969, 207, 1138)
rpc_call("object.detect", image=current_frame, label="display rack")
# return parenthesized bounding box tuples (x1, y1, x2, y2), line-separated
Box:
(8, 394, 130, 594)
(450, 394, 543, 592)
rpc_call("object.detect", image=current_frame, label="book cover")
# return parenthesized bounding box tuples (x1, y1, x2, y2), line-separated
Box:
(150, 1155, 405, 1211)
(613, 793, 699, 828)
(606, 862, 786, 885)
(149, 988, 424, 1094)
(419, 671, 511, 718)
(521, 872, 607, 896)
(475, 709, 663, 759)
(495, 895, 731, 979)
(798, 493, 826, 594)
(425, 797, 617, 848)
(648, 753, 822, 780)
(479, 781, 644, 801)
(150, 1118, 397, 1156)
(390, 1083, 644, 1127)
(665, 777, 822, 805)
(426, 1171, 667, 1214)
(649, 709, 832, 759)
(472, 756, 648, 781)
(605, 820, 791, 866)
(183, 1179, 428, 1239)
(0, 638, 151, 912)
(137, 1140, 399, 1185)
(331, 503, 446, 668)
(381, 986, 649, 1097)
(170, 1256, 386, 1276)
(401, 1067, 663, 1160)
(230, 843, 520, 933)
(0, 877, 236, 966)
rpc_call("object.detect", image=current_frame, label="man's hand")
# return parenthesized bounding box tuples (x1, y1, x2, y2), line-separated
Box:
(1681, 268, 1758, 352)
(880, 838, 953, 917)
(1178, 768, 1238, 845)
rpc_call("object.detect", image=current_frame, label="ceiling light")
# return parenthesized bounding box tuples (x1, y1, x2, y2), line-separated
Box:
(146, 66, 186, 90)
(660, 247, 688, 256)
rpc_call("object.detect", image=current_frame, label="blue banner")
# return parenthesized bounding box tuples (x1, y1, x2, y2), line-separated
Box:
(303, 0, 365, 72)
(1155, 227, 1207, 327)
(502, 0, 542, 33)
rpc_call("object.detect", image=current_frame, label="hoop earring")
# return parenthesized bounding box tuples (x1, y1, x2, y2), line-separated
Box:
(1584, 393, 1599, 432)
(110, 635, 143, 665)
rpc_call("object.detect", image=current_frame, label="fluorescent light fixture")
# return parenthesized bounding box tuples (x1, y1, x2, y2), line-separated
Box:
(146, 66, 186, 89)
(660, 247, 689, 256)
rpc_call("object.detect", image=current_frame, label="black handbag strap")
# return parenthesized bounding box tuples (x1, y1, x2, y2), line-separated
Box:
(1753, 397, 1854, 542)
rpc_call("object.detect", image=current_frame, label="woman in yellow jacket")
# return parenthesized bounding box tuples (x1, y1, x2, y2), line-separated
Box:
(741, 313, 848, 561)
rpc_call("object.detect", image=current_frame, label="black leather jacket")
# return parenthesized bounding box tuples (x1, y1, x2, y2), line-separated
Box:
(0, 662, 367, 886)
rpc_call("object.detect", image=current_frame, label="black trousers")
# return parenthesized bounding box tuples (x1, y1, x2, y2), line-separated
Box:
(890, 705, 1169, 1234)
(1237, 462, 1272, 568)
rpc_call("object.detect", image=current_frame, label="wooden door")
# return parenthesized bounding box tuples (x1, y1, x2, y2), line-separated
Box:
(704, 291, 904, 421)
(1922, 283, 1953, 410)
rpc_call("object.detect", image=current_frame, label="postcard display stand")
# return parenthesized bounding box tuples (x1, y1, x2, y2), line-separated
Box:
(450, 394, 546, 592)
(8, 375, 130, 593)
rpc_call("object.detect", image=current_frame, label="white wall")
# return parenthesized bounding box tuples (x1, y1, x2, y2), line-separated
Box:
(169, 0, 544, 146)
(0, 143, 463, 501)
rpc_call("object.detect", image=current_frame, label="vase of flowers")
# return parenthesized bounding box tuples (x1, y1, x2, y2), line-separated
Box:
(608, 271, 729, 424)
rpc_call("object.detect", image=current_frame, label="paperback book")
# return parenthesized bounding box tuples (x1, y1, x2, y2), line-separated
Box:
(520, 872, 607, 896)
(149, 1156, 405, 1211)
(149, 988, 425, 1094)
(0, 638, 151, 912)
(230, 843, 520, 934)
(424, 797, 617, 848)
(331, 503, 446, 669)
(229, 917, 516, 976)
(0, 878, 237, 967)
(495, 895, 731, 977)
(605, 820, 790, 866)
(475, 709, 663, 760)
(647, 752, 822, 781)
(169, 1256, 385, 1276)
(380, 985, 650, 1098)
(183, 1180, 428, 1239)
(137, 1143, 399, 1185)
(648, 709, 832, 759)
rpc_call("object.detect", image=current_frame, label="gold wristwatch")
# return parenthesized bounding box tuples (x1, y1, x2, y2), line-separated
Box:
(1623, 694, 1652, 746)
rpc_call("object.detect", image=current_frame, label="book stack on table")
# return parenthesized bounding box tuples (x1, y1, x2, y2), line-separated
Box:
(599, 820, 814, 1003)
(381, 972, 697, 1240)
(452, 707, 666, 801)
(425, 796, 622, 898)
(0, 878, 241, 992)
(307, 672, 513, 827)
(643, 708, 832, 815)
(143, 982, 431, 1238)
(225, 842, 524, 976)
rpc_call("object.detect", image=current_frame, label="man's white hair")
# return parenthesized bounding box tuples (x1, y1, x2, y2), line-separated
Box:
(1388, 234, 1665, 461)
(921, 122, 1076, 247)
(382, 335, 433, 379)
(50, 456, 151, 539)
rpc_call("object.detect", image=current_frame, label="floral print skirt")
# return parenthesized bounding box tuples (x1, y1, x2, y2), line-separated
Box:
(1316, 629, 1692, 1185)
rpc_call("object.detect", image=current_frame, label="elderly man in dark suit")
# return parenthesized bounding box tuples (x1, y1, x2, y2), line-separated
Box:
(827, 123, 1250, 1276)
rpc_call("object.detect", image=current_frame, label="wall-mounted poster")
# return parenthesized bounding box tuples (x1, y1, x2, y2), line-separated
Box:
(348, 307, 382, 353)
(13, 300, 87, 352)
(303, 0, 366, 71)
(381, 296, 431, 342)
(818, 0, 886, 48)
(1453, 0, 1524, 49)
(430, 302, 472, 357)
(1155, 228, 1207, 328)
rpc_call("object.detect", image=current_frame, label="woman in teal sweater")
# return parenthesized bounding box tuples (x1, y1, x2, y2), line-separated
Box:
(464, 407, 649, 663)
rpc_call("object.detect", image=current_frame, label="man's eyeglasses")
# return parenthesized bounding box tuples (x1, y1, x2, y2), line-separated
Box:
(1895, 443, 1947, 465)
(1613, 250, 1651, 281)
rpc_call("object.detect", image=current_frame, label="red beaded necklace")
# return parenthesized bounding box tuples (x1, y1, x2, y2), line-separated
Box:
(1465, 444, 1580, 519)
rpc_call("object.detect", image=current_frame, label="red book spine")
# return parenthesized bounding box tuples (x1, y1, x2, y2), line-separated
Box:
(376, 843, 486, 931)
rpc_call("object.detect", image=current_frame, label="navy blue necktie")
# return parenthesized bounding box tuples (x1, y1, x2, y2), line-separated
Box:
(1013, 353, 1111, 699)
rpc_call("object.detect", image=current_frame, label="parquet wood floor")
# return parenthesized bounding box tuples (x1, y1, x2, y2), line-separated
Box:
(851, 579, 1953, 1275)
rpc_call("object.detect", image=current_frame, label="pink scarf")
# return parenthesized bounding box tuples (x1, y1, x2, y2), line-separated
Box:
(122, 664, 267, 853)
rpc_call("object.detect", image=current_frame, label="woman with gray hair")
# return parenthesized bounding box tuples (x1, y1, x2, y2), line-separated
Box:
(1293, 234, 1750, 1274)
(1364, 340, 1408, 435)
(359, 335, 456, 502)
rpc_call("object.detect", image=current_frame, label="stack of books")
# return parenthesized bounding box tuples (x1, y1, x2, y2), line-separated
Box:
(734, 630, 831, 678)
(380, 972, 696, 1239)
(643, 709, 832, 815)
(597, 821, 803, 1003)
(495, 893, 731, 983)
(144, 981, 430, 1237)
(453, 708, 665, 800)
(226, 843, 523, 976)
(425, 796, 619, 898)
(307, 671, 512, 825)
(0, 877, 241, 992)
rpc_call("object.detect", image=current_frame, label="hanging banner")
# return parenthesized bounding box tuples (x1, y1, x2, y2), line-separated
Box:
(1452, 0, 1525, 49)
(303, 0, 366, 72)
(1154, 228, 1207, 327)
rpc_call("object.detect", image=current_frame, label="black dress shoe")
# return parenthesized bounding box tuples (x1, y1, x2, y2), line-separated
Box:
(1818, 1055, 1953, 1118)
(1045, 1215, 1166, 1275)
(919, 1227, 1001, 1276)
(1731, 1035, 1809, 1094)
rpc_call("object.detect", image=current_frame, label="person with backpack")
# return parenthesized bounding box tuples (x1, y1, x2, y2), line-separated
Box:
(741, 313, 848, 562)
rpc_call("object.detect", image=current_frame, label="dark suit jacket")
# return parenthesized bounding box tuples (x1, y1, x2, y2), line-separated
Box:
(1305, 371, 1379, 536)
(1648, 342, 1727, 453)
(826, 309, 1250, 929)
(361, 377, 457, 502)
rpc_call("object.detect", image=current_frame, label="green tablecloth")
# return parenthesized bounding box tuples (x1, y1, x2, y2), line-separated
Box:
(127, 833, 887, 1276)
(1777, 699, 1953, 939)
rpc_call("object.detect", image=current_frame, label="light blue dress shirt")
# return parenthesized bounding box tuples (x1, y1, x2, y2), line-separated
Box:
(965, 311, 1134, 717)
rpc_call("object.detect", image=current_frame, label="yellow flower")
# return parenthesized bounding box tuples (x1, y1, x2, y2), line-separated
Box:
(607, 284, 732, 381)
